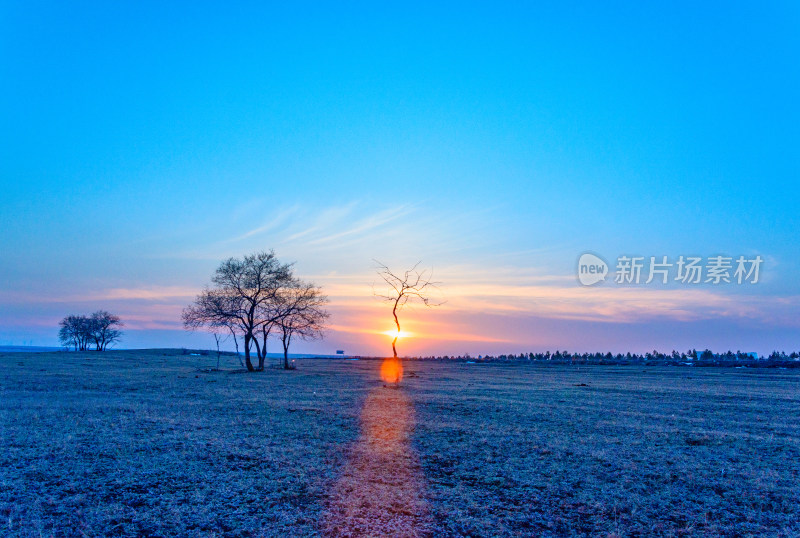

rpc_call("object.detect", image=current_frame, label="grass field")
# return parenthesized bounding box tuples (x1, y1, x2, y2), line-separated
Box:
(1, 350, 798, 536)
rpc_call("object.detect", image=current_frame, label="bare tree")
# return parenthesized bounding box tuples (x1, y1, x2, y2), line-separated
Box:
(183, 288, 241, 341)
(211, 332, 229, 369)
(58, 311, 123, 351)
(213, 251, 294, 370)
(253, 285, 291, 370)
(59, 315, 88, 351)
(89, 310, 123, 351)
(183, 288, 252, 369)
(183, 250, 294, 371)
(373, 261, 443, 358)
(276, 281, 329, 369)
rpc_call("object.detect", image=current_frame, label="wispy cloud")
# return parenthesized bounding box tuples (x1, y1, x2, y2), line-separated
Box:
(0, 286, 198, 304)
(227, 204, 301, 242)
(306, 205, 414, 247)
(312, 264, 800, 333)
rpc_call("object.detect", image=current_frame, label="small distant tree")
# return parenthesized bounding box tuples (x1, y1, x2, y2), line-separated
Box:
(276, 281, 329, 369)
(58, 311, 123, 351)
(89, 310, 124, 351)
(59, 315, 87, 351)
(373, 261, 443, 358)
(210, 332, 228, 369)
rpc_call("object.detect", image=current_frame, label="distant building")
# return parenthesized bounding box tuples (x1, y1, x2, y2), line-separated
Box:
(336, 350, 345, 355)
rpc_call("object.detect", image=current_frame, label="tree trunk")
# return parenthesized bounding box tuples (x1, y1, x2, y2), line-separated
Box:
(213, 333, 221, 369)
(252, 337, 262, 371)
(392, 299, 401, 358)
(228, 327, 243, 368)
(282, 333, 291, 370)
(257, 329, 269, 370)
(243, 333, 255, 371)
(258, 331, 269, 370)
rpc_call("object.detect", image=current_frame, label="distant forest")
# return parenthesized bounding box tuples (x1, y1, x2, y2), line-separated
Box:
(177, 348, 800, 368)
(403, 349, 800, 368)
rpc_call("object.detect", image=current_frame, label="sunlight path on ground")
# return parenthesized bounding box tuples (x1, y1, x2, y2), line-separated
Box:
(323, 377, 430, 537)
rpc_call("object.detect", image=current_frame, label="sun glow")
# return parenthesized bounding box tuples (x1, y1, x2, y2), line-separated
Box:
(382, 329, 412, 339)
(380, 358, 404, 384)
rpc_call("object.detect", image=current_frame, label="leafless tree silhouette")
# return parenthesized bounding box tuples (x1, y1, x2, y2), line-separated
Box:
(373, 260, 443, 358)
(276, 281, 329, 369)
(183, 250, 294, 371)
(58, 311, 123, 351)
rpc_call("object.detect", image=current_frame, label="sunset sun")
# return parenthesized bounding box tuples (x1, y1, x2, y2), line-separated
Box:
(382, 329, 412, 339)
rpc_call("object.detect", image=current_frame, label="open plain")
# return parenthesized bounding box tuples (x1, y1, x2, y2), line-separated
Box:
(1, 350, 798, 536)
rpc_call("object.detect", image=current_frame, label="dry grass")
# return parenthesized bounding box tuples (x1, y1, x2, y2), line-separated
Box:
(324, 387, 430, 537)
(407, 363, 800, 536)
(1, 351, 799, 536)
(0, 350, 364, 536)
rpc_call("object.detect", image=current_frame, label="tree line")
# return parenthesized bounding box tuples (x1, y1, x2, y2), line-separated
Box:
(408, 349, 800, 367)
(182, 250, 328, 371)
(58, 311, 124, 351)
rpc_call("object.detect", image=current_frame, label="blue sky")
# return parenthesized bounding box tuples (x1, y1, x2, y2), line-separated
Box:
(1, 2, 798, 355)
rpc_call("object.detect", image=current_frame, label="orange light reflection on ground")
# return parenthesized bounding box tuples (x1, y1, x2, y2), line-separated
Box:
(324, 386, 429, 535)
(380, 358, 403, 384)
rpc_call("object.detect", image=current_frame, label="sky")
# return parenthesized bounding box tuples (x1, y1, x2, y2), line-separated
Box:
(1, 2, 799, 357)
